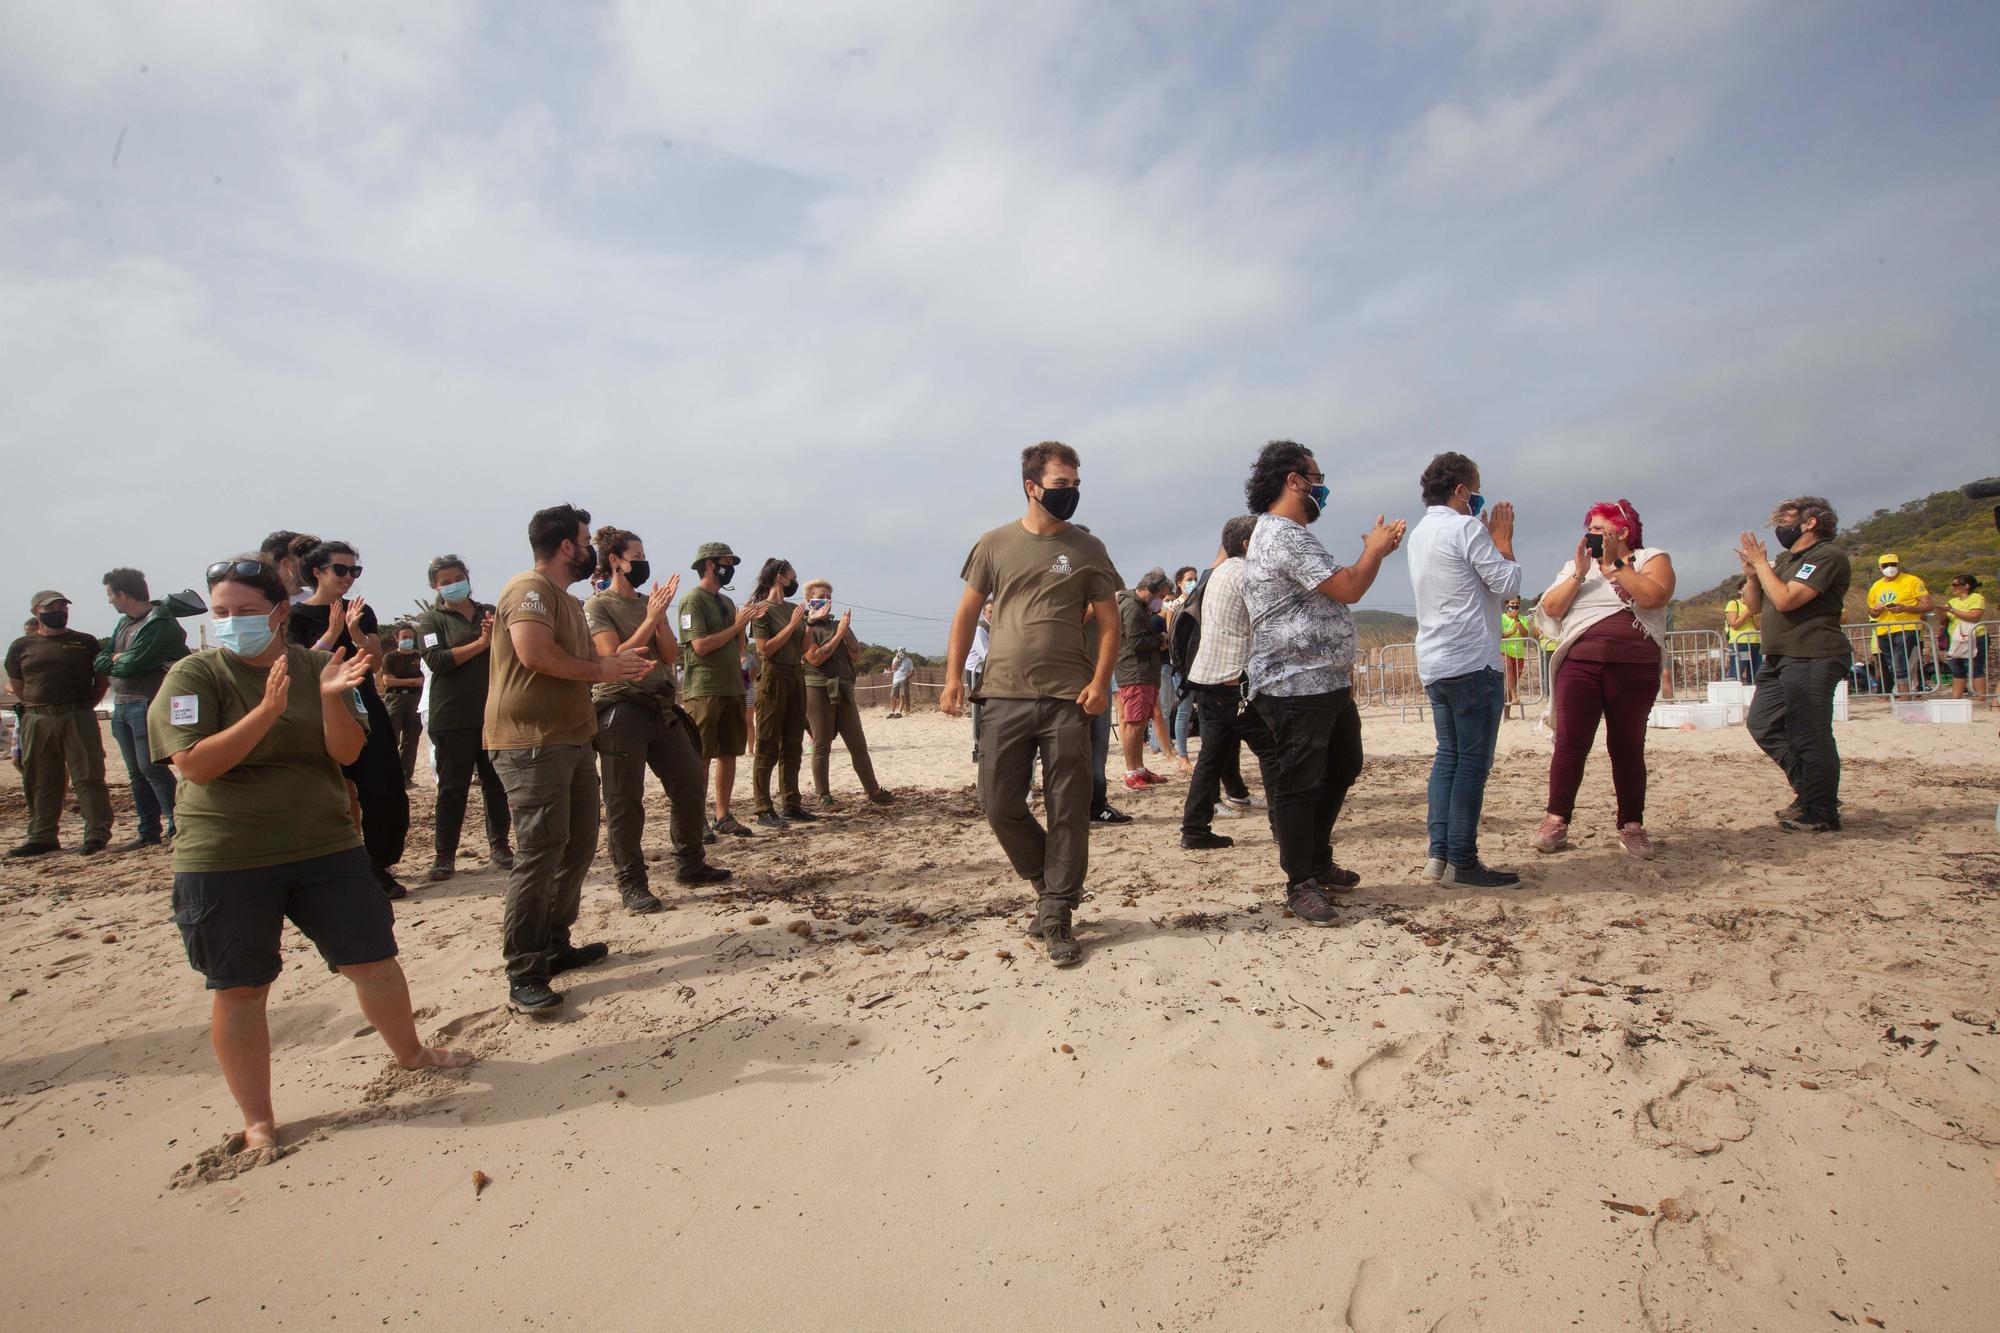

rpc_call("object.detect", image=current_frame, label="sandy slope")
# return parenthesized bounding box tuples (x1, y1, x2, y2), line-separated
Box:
(1, 706, 1996, 1330)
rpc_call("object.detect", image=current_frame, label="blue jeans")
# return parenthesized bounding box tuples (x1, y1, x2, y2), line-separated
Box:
(1876, 628, 1922, 690)
(1170, 672, 1196, 758)
(1423, 668, 1505, 867)
(110, 697, 176, 840)
(1732, 643, 1762, 684)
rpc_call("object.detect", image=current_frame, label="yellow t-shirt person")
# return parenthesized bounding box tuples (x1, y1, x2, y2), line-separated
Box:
(1724, 598, 1760, 645)
(1947, 592, 1988, 641)
(1866, 564, 1929, 639)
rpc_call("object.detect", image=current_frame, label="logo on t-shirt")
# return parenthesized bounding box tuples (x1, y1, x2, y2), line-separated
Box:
(1798, 563, 1817, 579)
(169, 695, 198, 725)
(1049, 554, 1073, 577)
(518, 589, 546, 614)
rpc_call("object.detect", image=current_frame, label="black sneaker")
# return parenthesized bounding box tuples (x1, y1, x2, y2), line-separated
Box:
(377, 868, 410, 900)
(714, 815, 755, 837)
(1180, 832, 1234, 850)
(675, 863, 733, 887)
(1090, 806, 1133, 826)
(111, 836, 162, 853)
(868, 789, 895, 806)
(779, 806, 819, 823)
(754, 811, 789, 830)
(1441, 861, 1522, 889)
(5, 842, 59, 859)
(1042, 918, 1082, 967)
(509, 981, 562, 1012)
(702, 823, 718, 845)
(1314, 862, 1362, 890)
(550, 942, 610, 974)
(1778, 813, 1842, 833)
(490, 844, 516, 871)
(427, 859, 457, 883)
(621, 889, 665, 914)
(80, 840, 108, 856)
(1287, 882, 1339, 925)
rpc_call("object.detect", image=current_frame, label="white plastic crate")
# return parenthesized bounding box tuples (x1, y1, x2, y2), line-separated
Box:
(1649, 702, 1735, 730)
(1707, 681, 1755, 707)
(1891, 698, 1974, 724)
(1832, 680, 1849, 722)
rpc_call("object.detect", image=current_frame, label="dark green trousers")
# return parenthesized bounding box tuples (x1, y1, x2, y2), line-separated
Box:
(21, 704, 111, 846)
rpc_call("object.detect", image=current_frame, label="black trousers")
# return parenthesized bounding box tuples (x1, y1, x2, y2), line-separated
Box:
(1746, 653, 1846, 821)
(1181, 682, 1275, 836)
(344, 687, 410, 872)
(1252, 688, 1363, 889)
(433, 724, 510, 860)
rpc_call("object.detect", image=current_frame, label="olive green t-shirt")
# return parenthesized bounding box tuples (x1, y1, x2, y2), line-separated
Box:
(803, 618, 855, 685)
(485, 571, 598, 749)
(5, 630, 102, 706)
(148, 646, 364, 872)
(678, 588, 744, 699)
(1760, 540, 1853, 660)
(584, 591, 676, 707)
(750, 602, 807, 671)
(960, 521, 1121, 700)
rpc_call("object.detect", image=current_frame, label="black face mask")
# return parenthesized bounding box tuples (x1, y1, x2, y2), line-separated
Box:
(623, 559, 651, 587)
(714, 562, 736, 588)
(1035, 485, 1081, 522)
(1774, 524, 1804, 549)
(570, 544, 598, 583)
(781, 577, 798, 597)
(38, 609, 68, 630)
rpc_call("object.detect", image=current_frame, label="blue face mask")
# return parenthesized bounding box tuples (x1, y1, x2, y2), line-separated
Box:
(1468, 492, 1486, 517)
(215, 613, 277, 659)
(439, 579, 472, 603)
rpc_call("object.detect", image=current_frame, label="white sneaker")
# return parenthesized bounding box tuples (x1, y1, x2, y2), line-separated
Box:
(1422, 857, 1445, 882)
(1224, 793, 1267, 810)
(1212, 802, 1243, 819)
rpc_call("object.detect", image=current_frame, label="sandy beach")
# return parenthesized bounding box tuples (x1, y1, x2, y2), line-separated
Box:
(2, 703, 1996, 1330)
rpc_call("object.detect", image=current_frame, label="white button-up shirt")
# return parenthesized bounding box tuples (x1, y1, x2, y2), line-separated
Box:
(1406, 505, 1522, 684)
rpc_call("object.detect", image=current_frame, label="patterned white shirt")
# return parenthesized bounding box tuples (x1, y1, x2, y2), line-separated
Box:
(1243, 514, 1355, 697)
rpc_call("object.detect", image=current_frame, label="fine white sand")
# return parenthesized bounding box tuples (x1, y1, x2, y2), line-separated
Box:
(2, 704, 1996, 1330)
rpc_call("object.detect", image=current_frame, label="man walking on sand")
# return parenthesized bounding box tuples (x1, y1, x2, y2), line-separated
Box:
(487, 504, 652, 1012)
(941, 441, 1120, 968)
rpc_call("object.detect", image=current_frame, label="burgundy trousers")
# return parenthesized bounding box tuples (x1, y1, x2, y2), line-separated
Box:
(1547, 656, 1658, 826)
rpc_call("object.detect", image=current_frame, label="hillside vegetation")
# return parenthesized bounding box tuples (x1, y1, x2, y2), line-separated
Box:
(1669, 483, 2000, 635)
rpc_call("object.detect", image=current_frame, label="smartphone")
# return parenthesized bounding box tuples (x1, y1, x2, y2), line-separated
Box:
(1585, 533, 1605, 559)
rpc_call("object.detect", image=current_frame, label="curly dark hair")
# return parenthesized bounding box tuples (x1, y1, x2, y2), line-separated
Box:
(1770, 495, 1838, 541)
(1244, 440, 1316, 514)
(1419, 452, 1480, 507)
(1021, 440, 1080, 485)
(593, 525, 640, 580)
(102, 567, 149, 602)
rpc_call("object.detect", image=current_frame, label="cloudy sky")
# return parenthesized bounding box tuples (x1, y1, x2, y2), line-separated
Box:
(3, 1, 1996, 654)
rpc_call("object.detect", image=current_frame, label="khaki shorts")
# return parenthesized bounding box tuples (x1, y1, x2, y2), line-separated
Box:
(683, 693, 749, 760)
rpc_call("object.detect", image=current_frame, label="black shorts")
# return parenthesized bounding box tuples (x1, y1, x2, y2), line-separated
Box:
(171, 846, 398, 990)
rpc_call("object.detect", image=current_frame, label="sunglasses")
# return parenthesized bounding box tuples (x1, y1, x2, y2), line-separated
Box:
(206, 559, 271, 583)
(327, 563, 363, 578)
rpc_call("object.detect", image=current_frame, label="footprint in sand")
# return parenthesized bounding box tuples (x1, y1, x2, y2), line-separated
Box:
(432, 1006, 507, 1042)
(1349, 1041, 1415, 1102)
(1409, 1149, 1513, 1225)
(1638, 1073, 1754, 1157)
(1344, 1255, 1401, 1333)
(1638, 1213, 1790, 1332)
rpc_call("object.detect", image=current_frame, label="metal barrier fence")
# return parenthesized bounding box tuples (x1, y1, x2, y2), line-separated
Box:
(1841, 623, 1944, 699)
(1660, 629, 1728, 700)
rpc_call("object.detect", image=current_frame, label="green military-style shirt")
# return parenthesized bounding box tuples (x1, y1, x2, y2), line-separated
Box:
(749, 601, 807, 671)
(678, 587, 744, 699)
(803, 617, 857, 692)
(415, 597, 494, 734)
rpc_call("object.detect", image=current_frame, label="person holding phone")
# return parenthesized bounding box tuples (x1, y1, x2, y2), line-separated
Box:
(800, 579, 894, 807)
(1865, 553, 1932, 694)
(1528, 501, 1676, 859)
(679, 542, 765, 837)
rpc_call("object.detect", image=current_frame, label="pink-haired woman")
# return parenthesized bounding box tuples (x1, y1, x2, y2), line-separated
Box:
(1529, 500, 1677, 858)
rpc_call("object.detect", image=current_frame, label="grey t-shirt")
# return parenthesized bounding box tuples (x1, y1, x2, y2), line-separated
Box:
(1243, 513, 1355, 697)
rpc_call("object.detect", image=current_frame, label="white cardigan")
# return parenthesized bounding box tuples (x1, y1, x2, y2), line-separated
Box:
(1538, 548, 1670, 679)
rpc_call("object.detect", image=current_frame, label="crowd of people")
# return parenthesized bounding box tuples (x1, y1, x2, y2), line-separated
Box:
(2, 448, 1988, 1147)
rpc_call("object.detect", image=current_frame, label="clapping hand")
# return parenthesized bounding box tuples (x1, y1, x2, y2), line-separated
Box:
(1735, 532, 1769, 574)
(318, 646, 371, 699)
(601, 650, 653, 683)
(1602, 526, 1631, 564)
(646, 582, 675, 622)
(342, 597, 369, 635)
(258, 652, 292, 718)
(1362, 515, 1406, 559)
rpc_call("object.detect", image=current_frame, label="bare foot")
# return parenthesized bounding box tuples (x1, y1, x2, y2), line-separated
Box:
(241, 1120, 279, 1151)
(399, 1046, 476, 1071)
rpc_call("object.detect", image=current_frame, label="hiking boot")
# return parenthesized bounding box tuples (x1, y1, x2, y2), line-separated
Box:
(779, 806, 819, 823)
(490, 844, 516, 871)
(1286, 882, 1339, 926)
(754, 811, 790, 830)
(714, 815, 755, 837)
(1532, 814, 1570, 854)
(80, 840, 108, 856)
(376, 867, 409, 900)
(1617, 823, 1655, 860)
(1441, 861, 1522, 889)
(111, 836, 162, 853)
(550, 942, 610, 975)
(1091, 805, 1133, 825)
(1181, 831, 1234, 850)
(427, 858, 457, 883)
(508, 981, 562, 1012)
(675, 863, 733, 887)
(1042, 918, 1082, 967)
(868, 789, 895, 805)
(1778, 813, 1841, 833)
(1315, 862, 1361, 890)
(621, 889, 665, 914)
(1773, 801, 1804, 823)
(5, 842, 59, 859)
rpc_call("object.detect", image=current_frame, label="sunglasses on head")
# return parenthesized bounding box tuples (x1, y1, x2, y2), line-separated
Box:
(327, 562, 362, 578)
(207, 559, 271, 583)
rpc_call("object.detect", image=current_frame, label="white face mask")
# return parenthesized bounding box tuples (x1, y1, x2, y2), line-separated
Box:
(1881, 566, 1900, 579)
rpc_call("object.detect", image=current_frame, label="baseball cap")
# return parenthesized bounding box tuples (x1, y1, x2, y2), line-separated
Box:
(1878, 552, 1901, 566)
(30, 590, 69, 610)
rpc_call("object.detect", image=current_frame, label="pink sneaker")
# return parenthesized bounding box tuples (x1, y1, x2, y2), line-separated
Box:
(1618, 823, 1654, 860)
(1532, 814, 1569, 854)
(1123, 772, 1151, 791)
